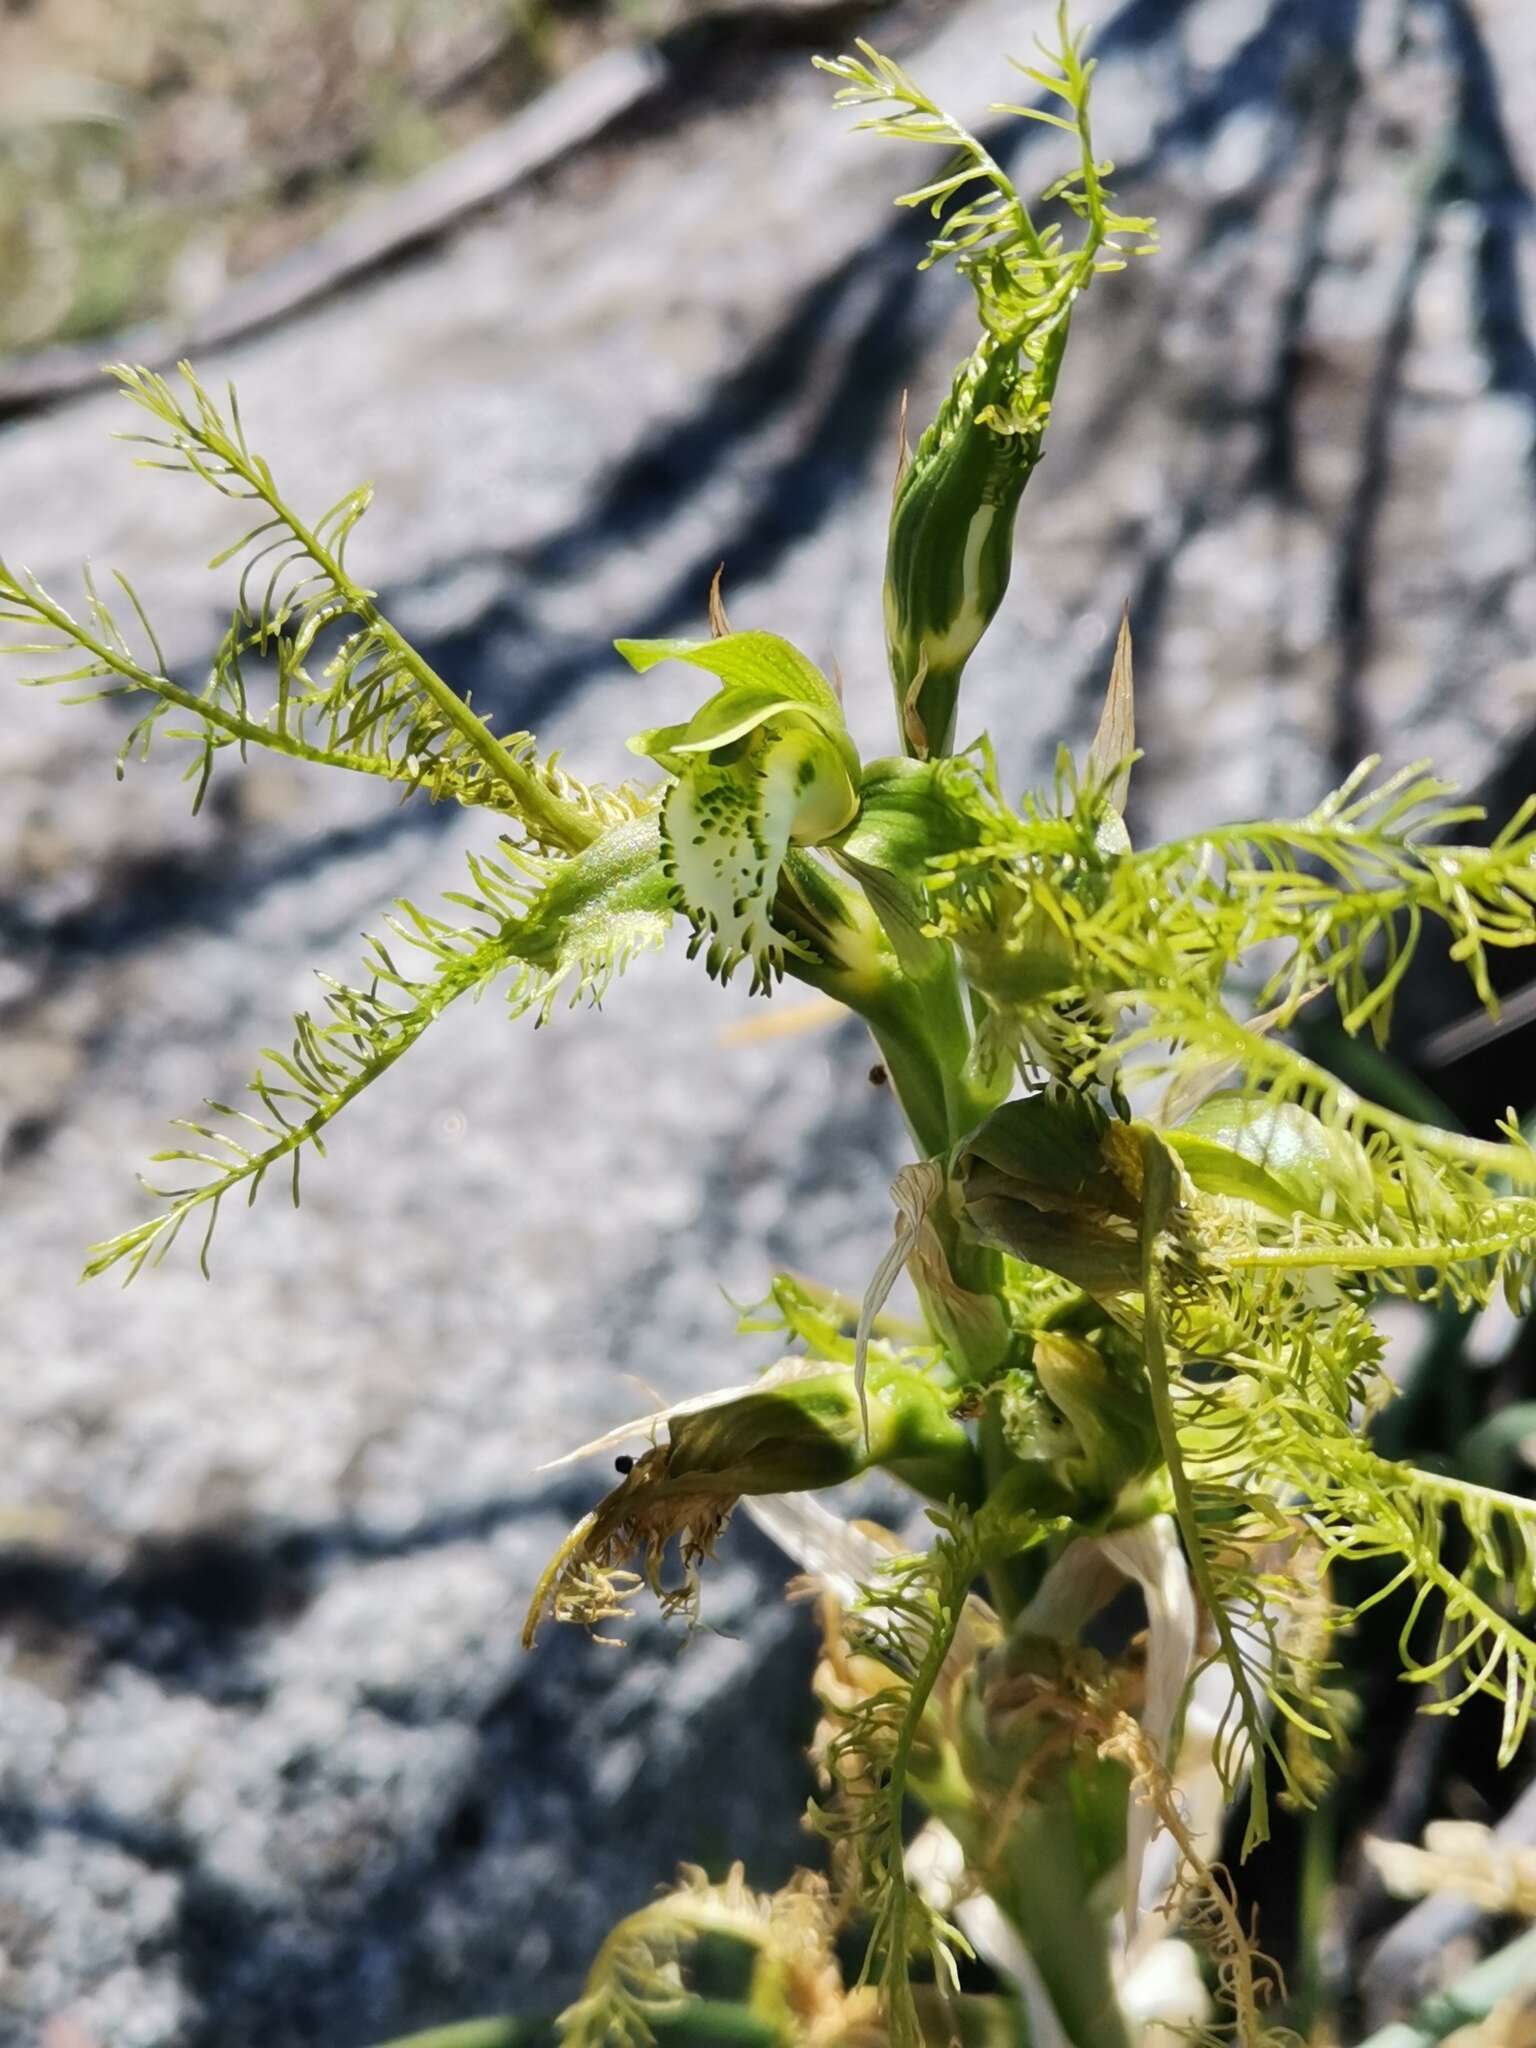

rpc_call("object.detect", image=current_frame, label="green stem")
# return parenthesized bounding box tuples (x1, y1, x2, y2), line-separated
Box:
(976, 1403, 1047, 1625)
(1292, 1790, 1337, 2036)
(860, 985, 959, 1162)
(846, 946, 995, 1161)
(873, 1567, 974, 2043)
(365, 2022, 546, 2048)
(13, 582, 419, 782)
(246, 490, 601, 854)
(1223, 1221, 1536, 1272)
(773, 854, 956, 1162)
(989, 1810, 1132, 2048)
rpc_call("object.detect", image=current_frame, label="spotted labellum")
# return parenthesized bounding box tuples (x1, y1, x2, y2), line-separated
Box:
(621, 630, 861, 992)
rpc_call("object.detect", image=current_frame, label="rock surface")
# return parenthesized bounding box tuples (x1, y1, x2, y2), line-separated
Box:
(2, 0, 1536, 2041)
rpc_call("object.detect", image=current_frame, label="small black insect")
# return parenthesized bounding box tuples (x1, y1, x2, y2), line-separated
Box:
(868, 1063, 888, 1087)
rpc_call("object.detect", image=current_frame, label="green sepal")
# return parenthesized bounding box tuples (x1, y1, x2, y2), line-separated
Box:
(834, 754, 976, 976)
(662, 1356, 981, 1503)
(1165, 1090, 1377, 1225)
(507, 813, 674, 1021)
(838, 756, 978, 869)
(524, 1356, 985, 1641)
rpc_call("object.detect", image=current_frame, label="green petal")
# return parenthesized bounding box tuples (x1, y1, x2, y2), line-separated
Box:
(618, 629, 858, 779)
(625, 720, 691, 766)
(670, 692, 824, 754)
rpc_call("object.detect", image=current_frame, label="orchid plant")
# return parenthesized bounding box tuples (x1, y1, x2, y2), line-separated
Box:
(7, 10, 1536, 2044)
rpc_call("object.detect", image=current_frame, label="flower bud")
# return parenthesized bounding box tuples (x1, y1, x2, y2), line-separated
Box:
(955, 1088, 1145, 1296)
(1028, 1329, 1159, 1502)
(555, 1864, 863, 2047)
(989, 1323, 1158, 1515)
(885, 340, 1043, 759)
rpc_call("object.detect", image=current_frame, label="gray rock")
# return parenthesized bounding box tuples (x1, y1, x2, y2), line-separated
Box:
(3, 0, 1536, 2040)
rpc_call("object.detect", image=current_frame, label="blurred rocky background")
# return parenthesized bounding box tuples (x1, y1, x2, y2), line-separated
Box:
(3, 0, 1536, 2042)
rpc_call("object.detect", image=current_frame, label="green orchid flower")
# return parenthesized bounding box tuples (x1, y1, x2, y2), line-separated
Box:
(621, 630, 862, 994)
(523, 1354, 983, 1646)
